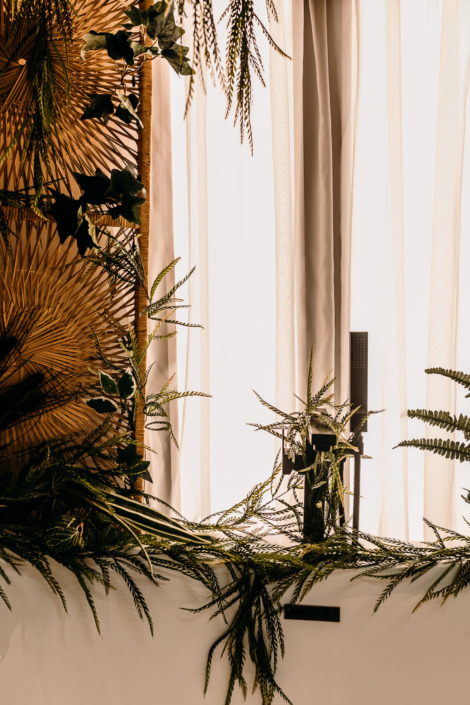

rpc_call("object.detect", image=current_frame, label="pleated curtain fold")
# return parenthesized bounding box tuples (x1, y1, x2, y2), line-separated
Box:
(293, 0, 353, 405)
(146, 0, 470, 541)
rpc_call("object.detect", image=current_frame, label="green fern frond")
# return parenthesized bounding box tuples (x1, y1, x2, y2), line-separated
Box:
(397, 438, 470, 462)
(109, 560, 154, 635)
(425, 367, 470, 392)
(407, 409, 470, 437)
(149, 258, 180, 300)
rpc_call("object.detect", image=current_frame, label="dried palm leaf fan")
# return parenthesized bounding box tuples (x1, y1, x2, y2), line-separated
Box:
(0, 0, 155, 490)
(0, 216, 134, 469)
(0, 0, 138, 193)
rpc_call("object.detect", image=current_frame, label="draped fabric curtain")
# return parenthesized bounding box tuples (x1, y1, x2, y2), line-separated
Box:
(291, 0, 357, 517)
(147, 0, 470, 540)
(156, 0, 356, 520)
(145, 59, 181, 512)
(292, 0, 355, 406)
(148, 0, 356, 521)
(351, 0, 470, 540)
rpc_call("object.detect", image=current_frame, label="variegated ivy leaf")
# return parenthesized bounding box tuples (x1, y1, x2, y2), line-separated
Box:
(109, 163, 144, 196)
(146, 2, 184, 49)
(73, 168, 111, 205)
(81, 31, 107, 60)
(81, 30, 134, 65)
(123, 5, 147, 26)
(129, 41, 147, 57)
(115, 92, 142, 126)
(86, 397, 118, 414)
(161, 43, 194, 76)
(118, 371, 136, 399)
(99, 370, 118, 395)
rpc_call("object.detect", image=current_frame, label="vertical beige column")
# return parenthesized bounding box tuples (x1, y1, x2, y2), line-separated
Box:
(134, 4, 153, 495)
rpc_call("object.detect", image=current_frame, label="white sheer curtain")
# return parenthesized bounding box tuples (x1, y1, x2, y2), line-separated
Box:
(167, 0, 355, 521)
(149, 0, 470, 539)
(170, 5, 282, 520)
(351, 0, 470, 540)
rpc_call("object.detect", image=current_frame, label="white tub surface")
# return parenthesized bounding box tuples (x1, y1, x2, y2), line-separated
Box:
(0, 560, 467, 705)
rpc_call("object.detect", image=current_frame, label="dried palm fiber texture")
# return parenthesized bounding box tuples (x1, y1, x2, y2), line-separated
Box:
(0, 0, 138, 193)
(0, 214, 134, 468)
(0, 0, 153, 487)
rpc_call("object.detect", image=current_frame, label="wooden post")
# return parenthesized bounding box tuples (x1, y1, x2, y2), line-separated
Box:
(134, 9, 153, 495)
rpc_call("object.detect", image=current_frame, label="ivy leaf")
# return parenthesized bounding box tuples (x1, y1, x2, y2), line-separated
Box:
(105, 30, 134, 65)
(84, 215, 98, 246)
(136, 462, 152, 482)
(81, 31, 107, 60)
(86, 397, 118, 414)
(80, 94, 114, 123)
(116, 444, 140, 466)
(47, 192, 81, 243)
(116, 445, 152, 483)
(99, 370, 118, 395)
(115, 92, 141, 126)
(109, 165, 145, 198)
(73, 168, 111, 205)
(118, 371, 136, 399)
(75, 218, 96, 256)
(129, 41, 147, 57)
(147, 2, 184, 49)
(123, 6, 148, 26)
(109, 194, 145, 225)
(161, 43, 194, 76)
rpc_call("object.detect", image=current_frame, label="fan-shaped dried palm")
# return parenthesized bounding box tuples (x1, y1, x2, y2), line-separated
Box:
(0, 0, 138, 194)
(0, 214, 134, 465)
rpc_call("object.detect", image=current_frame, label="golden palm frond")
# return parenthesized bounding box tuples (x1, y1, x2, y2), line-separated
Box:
(0, 214, 134, 463)
(0, 0, 138, 194)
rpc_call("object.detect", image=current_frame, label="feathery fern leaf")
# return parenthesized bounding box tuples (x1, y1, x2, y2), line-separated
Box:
(398, 438, 470, 463)
(425, 367, 470, 393)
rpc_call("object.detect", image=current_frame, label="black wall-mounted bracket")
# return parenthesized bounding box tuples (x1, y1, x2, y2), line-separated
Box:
(283, 604, 340, 623)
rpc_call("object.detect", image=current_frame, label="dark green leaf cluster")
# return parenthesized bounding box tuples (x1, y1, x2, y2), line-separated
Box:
(81, 93, 140, 126)
(46, 165, 146, 255)
(81, 5, 192, 74)
(79, 1, 194, 128)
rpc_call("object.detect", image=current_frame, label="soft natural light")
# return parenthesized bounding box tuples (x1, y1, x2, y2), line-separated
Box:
(168, 0, 470, 539)
(351, 0, 470, 539)
(170, 9, 277, 519)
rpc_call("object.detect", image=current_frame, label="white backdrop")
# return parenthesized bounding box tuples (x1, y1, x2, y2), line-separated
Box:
(2, 563, 470, 705)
